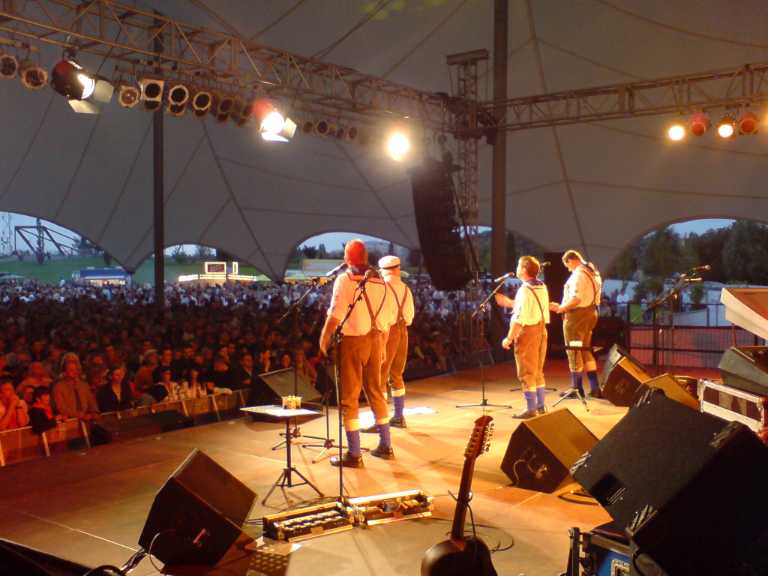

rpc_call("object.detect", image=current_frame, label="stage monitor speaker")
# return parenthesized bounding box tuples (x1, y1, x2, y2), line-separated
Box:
(411, 158, 472, 291)
(601, 344, 651, 406)
(256, 367, 321, 404)
(500, 408, 598, 493)
(139, 449, 256, 567)
(92, 410, 193, 444)
(572, 392, 768, 576)
(644, 373, 699, 411)
(0, 539, 90, 576)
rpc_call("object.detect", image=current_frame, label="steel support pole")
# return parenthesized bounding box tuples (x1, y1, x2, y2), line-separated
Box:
(491, 0, 508, 277)
(153, 14, 164, 307)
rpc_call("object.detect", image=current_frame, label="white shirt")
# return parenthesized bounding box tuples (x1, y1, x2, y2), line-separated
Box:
(562, 265, 602, 308)
(328, 270, 396, 336)
(512, 281, 550, 326)
(383, 276, 415, 326)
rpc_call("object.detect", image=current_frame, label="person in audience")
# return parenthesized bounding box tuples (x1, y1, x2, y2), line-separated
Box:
(96, 366, 133, 412)
(17, 361, 52, 392)
(231, 353, 255, 390)
(52, 359, 99, 421)
(29, 387, 63, 434)
(0, 379, 29, 430)
(19, 384, 35, 406)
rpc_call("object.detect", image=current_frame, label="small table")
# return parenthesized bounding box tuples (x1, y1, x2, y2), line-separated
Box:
(240, 405, 324, 505)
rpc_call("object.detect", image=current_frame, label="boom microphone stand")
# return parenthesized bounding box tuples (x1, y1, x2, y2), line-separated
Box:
(457, 276, 512, 410)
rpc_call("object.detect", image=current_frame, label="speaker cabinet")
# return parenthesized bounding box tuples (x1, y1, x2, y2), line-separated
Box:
(92, 411, 193, 444)
(139, 449, 256, 567)
(500, 409, 598, 493)
(644, 373, 699, 411)
(601, 345, 651, 406)
(572, 392, 768, 575)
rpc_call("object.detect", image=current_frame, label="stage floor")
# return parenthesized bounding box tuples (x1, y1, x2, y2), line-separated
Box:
(0, 360, 710, 575)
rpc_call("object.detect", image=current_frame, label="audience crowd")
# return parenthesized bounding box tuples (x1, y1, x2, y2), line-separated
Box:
(0, 276, 473, 433)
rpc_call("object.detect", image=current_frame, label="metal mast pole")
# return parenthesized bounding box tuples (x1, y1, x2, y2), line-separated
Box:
(491, 0, 508, 278)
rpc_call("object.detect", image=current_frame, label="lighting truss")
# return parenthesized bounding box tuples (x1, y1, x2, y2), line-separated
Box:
(0, 0, 449, 129)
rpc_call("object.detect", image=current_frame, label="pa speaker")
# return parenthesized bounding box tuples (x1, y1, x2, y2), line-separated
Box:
(572, 391, 768, 576)
(92, 410, 192, 444)
(500, 409, 598, 493)
(411, 158, 471, 291)
(643, 373, 699, 411)
(0, 539, 90, 576)
(601, 344, 650, 406)
(139, 449, 256, 567)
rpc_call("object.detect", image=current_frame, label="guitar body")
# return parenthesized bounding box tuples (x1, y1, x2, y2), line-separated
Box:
(421, 537, 497, 576)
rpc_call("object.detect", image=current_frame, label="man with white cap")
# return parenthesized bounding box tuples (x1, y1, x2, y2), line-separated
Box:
(319, 239, 397, 467)
(371, 255, 414, 428)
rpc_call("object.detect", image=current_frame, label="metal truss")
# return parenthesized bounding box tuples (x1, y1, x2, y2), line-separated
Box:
(483, 63, 768, 132)
(0, 0, 449, 128)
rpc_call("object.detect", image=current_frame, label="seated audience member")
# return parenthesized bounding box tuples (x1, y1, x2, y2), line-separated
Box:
(185, 368, 207, 398)
(96, 366, 134, 412)
(29, 387, 63, 434)
(231, 353, 255, 390)
(17, 361, 53, 392)
(133, 351, 159, 405)
(206, 356, 233, 393)
(0, 379, 30, 430)
(19, 384, 35, 406)
(295, 349, 317, 387)
(52, 359, 99, 421)
(152, 367, 179, 401)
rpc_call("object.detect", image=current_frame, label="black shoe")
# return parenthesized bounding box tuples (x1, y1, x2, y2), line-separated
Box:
(389, 415, 407, 428)
(370, 445, 395, 460)
(589, 389, 604, 399)
(330, 452, 364, 468)
(537, 406, 547, 415)
(513, 409, 538, 419)
(360, 424, 379, 434)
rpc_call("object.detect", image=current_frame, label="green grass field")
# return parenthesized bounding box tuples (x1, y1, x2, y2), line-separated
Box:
(0, 257, 269, 285)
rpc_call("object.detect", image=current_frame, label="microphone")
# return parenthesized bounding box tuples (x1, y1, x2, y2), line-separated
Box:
(540, 261, 551, 267)
(689, 264, 711, 273)
(494, 272, 515, 283)
(325, 262, 348, 278)
(685, 277, 703, 283)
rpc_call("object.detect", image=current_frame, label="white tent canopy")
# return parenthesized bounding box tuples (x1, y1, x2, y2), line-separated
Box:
(1, 0, 767, 278)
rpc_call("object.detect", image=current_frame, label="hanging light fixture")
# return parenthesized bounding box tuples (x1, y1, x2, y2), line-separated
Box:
(117, 84, 141, 108)
(19, 62, 47, 91)
(0, 52, 18, 80)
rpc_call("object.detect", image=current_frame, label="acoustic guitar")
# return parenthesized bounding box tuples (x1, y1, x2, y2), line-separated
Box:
(421, 415, 497, 576)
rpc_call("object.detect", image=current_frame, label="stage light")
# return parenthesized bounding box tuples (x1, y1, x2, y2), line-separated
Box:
(19, 62, 47, 90)
(0, 53, 18, 79)
(214, 95, 235, 123)
(139, 78, 164, 111)
(233, 99, 252, 126)
(166, 83, 190, 116)
(302, 120, 314, 134)
(386, 130, 411, 161)
(315, 119, 331, 136)
(689, 113, 710, 136)
(191, 90, 212, 117)
(260, 111, 296, 142)
(667, 123, 686, 141)
(117, 84, 140, 108)
(716, 116, 735, 139)
(738, 111, 758, 135)
(347, 126, 359, 141)
(51, 58, 113, 113)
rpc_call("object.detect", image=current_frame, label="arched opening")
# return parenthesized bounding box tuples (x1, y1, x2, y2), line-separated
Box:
(289, 232, 412, 276)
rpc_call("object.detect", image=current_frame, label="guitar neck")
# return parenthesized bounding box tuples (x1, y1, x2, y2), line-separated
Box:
(450, 456, 478, 541)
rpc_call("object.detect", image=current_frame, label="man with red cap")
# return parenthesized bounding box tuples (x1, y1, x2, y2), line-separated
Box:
(319, 239, 397, 467)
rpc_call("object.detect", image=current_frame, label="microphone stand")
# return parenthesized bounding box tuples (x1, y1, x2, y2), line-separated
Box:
(329, 271, 373, 500)
(456, 277, 512, 410)
(645, 272, 701, 374)
(273, 277, 328, 450)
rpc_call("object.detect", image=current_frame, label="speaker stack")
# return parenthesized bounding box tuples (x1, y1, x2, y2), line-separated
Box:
(572, 392, 768, 575)
(410, 158, 472, 291)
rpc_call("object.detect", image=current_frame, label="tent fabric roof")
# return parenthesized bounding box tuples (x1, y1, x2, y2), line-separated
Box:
(2, 0, 768, 278)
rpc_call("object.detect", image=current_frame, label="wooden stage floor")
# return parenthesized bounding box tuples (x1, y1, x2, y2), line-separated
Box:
(0, 360, 709, 575)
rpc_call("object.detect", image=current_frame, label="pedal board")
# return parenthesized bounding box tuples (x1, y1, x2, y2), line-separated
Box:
(347, 489, 434, 526)
(262, 501, 353, 542)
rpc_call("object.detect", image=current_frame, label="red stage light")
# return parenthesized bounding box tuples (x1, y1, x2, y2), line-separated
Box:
(690, 113, 710, 137)
(738, 112, 758, 135)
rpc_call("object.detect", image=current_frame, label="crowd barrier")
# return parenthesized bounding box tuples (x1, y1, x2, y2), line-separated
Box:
(0, 390, 248, 467)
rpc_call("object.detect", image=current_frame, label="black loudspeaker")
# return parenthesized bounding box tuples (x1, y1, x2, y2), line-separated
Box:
(411, 158, 471, 291)
(601, 344, 651, 406)
(643, 373, 699, 411)
(543, 252, 567, 355)
(500, 409, 598, 492)
(572, 392, 768, 576)
(139, 449, 256, 567)
(92, 410, 193, 443)
(0, 539, 90, 576)
(257, 367, 321, 404)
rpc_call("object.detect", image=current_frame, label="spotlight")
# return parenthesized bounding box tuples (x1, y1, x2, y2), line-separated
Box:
(138, 78, 164, 111)
(19, 62, 47, 90)
(667, 123, 686, 142)
(335, 126, 346, 139)
(347, 126, 359, 141)
(51, 58, 113, 113)
(233, 99, 252, 126)
(191, 90, 212, 117)
(716, 116, 736, 139)
(689, 113, 710, 137)
(315, 120, 331, 136)
(386, 130, 411, 161)
(0, 53, 18, 79)
(166, 83, 190, 116)
(260, 110, 297, 142)
(302, 120, 314, 134)
(117, 84, 140, 108)
(214, 95, 235, 123)
(738, 111, 758, 135)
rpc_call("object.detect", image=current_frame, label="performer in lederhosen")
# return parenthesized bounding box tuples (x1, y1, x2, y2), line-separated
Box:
(549, 249, 603, 398)
(319, 239, 397, 467)
(500, 256, 550, 419)
(374, 255, 414, 427)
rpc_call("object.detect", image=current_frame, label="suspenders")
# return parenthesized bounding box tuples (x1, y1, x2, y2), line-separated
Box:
(524, 283, 546, 325)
